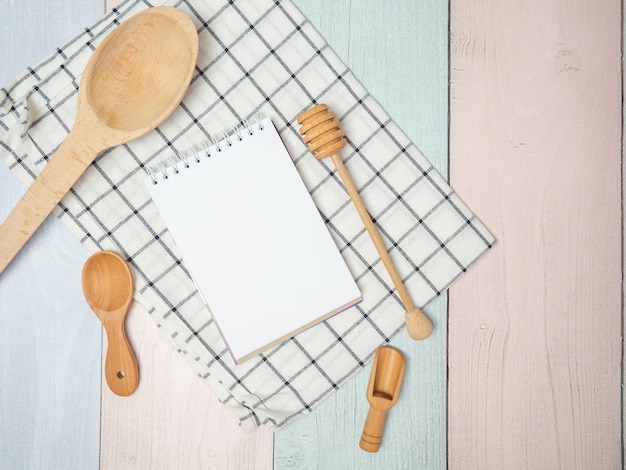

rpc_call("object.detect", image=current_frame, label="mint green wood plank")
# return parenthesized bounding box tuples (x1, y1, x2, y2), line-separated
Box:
(276, 1, 448, 468)
(0, 2, 102, 469)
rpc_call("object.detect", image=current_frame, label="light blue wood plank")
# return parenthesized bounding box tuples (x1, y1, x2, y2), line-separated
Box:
(277, 1, 448, 469)
(0, 1, 102, 469)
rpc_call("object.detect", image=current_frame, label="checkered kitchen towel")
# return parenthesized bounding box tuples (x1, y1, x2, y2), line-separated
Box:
(0, 0, 494, 431)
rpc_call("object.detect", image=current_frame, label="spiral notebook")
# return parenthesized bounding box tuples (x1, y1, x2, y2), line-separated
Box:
(145, 117, 362, 363)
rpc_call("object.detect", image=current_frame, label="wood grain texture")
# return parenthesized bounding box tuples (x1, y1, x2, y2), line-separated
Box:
(448, 1, 623, 469)
(0, 0, 99, 77)
(99, 302, 273, 470)
(0, 1, 102, 469)
(274, 1, 449, 469)
(0, 180, 102, 470)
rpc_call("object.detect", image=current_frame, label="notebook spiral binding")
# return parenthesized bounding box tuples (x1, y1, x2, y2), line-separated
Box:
(146, 116, 265, 185)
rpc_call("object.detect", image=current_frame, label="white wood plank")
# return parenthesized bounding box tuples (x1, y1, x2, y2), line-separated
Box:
(0, 3, 103, 469)
(274, 1, 449, 468)
(0, 0, 100, 81)
(448, 0, 622, 468)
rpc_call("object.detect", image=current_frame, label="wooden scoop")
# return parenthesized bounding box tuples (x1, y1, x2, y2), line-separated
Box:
(0, 7, 199, 276)
(298, 104, 433, 340)
(359, 345, 406, 452)
(82, 251, 138, 397)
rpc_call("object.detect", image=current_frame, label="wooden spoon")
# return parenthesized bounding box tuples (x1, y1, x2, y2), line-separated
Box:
(0, 6, 199, 275)
(82, 251, 138, 397)
(359, 345, 406, 452)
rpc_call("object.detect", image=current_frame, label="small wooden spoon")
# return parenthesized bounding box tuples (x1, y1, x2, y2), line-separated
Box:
(0, 6, 199, 275)
(359, 345, 406, 452)
(82, 251, 138, 397)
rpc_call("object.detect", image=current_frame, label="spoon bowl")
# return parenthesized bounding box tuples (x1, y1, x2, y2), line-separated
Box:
(82, 251, 138, 396)
(85, 7, 198, 135)
(0, 7, 199, 276)
(82, 251, 134, 315)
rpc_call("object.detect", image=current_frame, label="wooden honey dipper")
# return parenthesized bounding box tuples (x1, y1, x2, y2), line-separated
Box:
(298, 104, 433, 340)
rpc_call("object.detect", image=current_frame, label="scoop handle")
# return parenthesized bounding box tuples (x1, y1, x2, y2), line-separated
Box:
(359, 406, 388, 453)
(102, 313, 139, 397)
(0, 126, 103, 275)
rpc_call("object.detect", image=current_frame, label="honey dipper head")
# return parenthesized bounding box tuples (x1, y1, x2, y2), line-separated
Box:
(298, 104, 346, 160)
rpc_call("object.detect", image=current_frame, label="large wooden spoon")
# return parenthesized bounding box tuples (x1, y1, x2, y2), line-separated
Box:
(82, 251, 138, 397)
(0, 6, 198, 275)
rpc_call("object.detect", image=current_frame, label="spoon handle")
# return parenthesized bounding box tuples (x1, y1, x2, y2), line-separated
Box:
(0, 127, 103, 275)
(102, 315, 139, 397)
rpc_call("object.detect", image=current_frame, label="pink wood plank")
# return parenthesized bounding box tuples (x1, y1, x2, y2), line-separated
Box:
(99, 302, 273, 469)
(99, 2, 273, 468)
(448, 1, 622, 468)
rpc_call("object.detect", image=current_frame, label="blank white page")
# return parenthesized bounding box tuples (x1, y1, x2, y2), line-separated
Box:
(145, 118, 361, 363)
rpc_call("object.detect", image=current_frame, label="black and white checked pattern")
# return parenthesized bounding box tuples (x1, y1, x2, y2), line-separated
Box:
(0, 0, 494, 431)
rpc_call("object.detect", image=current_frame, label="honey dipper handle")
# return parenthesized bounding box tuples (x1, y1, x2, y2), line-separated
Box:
(330, 153, 412, 307)
(330, 154, 433, 340)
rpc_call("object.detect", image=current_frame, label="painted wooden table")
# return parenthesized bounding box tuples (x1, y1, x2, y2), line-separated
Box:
(0, 0, 621, 469)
